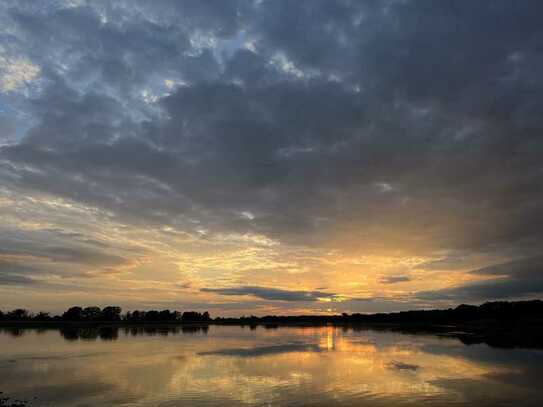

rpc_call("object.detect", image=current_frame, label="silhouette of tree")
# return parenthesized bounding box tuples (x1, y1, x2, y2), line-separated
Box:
(158, 310, 176, 321)
(132, 310, 145, 321)
(125, 310, 145, 321)
(102, 306, 122, 321)
(63, 306, 84, 321)
(0, 392, 29, 407)
(145, 310, 160, 321)
(82, 306, 102, 321)
(34, 311, 51, 321)
(6, 309, 30, 321)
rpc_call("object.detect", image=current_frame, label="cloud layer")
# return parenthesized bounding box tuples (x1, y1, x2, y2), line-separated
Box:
(419, 256, 543, 301)
(1, 1, 542, 313)
(201, 286, 338, 302)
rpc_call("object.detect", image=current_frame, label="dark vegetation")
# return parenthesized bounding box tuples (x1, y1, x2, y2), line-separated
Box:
(0, 306, 210, 323)
(0, 393, 30, 407)
(1, 300, 543, 347)
(216, 299, 543, 326)
(1, 300, 542, 326)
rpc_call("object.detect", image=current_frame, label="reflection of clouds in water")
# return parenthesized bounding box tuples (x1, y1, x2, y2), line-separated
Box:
(0, 326, 542, 406)
(388, 361, 420, 371)
(198, 342, 322, 357)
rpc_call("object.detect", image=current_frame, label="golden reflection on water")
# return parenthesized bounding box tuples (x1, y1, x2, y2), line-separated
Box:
(0, 325, 542, 406)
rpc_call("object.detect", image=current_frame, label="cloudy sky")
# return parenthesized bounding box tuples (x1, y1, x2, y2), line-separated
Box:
(1, 0, 542, 315)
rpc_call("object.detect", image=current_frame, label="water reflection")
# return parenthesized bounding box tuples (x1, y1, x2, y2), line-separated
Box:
(59, 326, 119, 341)
(56, 325, 210, 341)
(0, 325, 542, 406)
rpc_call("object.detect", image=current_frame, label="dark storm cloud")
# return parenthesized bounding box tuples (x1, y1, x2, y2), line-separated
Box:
(1, 0, 543, 289)
(418, 256, 543, 301)
(201, 286, 338, 302)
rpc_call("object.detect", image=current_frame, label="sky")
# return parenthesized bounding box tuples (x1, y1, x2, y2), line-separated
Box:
(0, 0, 542, 316)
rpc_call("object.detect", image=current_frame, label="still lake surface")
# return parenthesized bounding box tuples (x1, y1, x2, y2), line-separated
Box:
(1, 325, 542, 406)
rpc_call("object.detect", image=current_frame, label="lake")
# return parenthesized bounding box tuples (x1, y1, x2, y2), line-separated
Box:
(1, 325, 542, 406)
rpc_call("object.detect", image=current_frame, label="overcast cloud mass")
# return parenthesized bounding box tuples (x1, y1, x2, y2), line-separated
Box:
(1, 0, 542, 315)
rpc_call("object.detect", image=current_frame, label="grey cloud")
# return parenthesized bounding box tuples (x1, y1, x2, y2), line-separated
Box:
(0, 2, 542, 258)
(201, 286, 338, 302)
(0, 243, 127, 268)
(252, 1, 543, 107)
(107, 0, 245, 38)
(0, 260, 38, 285)
(0, 273, 35, 285)
(380, 276, 411, 284)
(0, 229, 132, 268)
(416, 254, 477, 271)
(472, 255, 543, 279)
(0, 116, 17, 144)
(418, 256, 543, 301)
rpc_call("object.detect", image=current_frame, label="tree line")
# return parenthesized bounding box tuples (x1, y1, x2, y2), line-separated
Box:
(0, 306, 211, 323)
(1, 300, 542, 325)
(214, 300, 543, 325)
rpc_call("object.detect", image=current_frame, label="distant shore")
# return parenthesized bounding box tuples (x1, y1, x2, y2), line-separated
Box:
(2, 323, 543, 350)
(2, 300, 543, 348)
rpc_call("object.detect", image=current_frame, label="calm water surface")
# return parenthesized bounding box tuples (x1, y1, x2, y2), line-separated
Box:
(1, 325, 542, 406)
